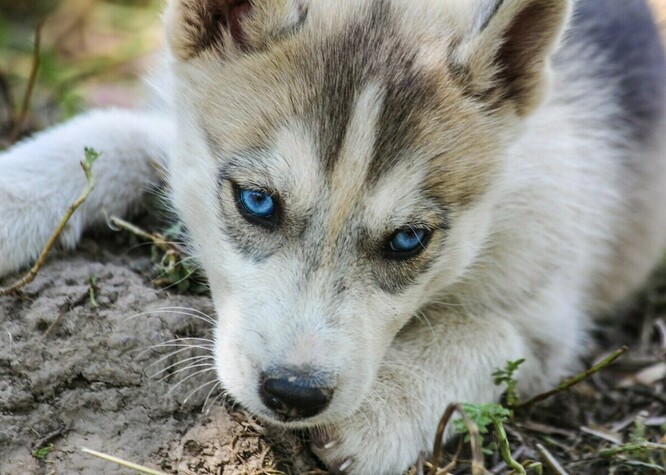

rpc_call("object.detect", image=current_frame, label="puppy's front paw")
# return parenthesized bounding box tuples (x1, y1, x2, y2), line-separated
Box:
(310, 408, 431, 475)
(311, 426, 357, 474)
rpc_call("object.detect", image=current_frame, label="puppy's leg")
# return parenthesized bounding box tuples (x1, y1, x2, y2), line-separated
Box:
(312, 297, 584, 475)
(0, 109, 174, 277)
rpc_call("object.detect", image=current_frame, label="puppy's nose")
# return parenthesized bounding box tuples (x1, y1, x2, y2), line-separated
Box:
(260, 369, 333, 420)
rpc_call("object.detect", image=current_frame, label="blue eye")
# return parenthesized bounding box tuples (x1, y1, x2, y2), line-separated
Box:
(388, 228, 430, 256)
(239, 188, 275, 219)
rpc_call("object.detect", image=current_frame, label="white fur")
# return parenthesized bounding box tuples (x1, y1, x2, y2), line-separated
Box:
(0, 109, 174, 276)
(1, 1, 665, 474)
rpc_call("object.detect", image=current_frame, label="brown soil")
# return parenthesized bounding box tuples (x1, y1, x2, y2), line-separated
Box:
(0, 238, 320, 474)
(1, 237, 664, 475)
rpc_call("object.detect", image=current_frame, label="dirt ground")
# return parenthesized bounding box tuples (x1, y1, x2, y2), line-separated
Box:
(1, 1, 666, 474)
(1, 236, 665, 475)
(0, 238, 320, 474)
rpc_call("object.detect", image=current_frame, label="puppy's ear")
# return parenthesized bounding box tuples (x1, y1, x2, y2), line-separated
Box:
(165, 0, 305, 61)
(165, 0, 251, 60)
(455, 0, 571, 116)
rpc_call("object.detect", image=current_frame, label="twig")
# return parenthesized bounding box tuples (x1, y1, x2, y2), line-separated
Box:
(536, 444, 569, 475)
(81, 447, 169, 475)
(0, 148, 99, 296)
(599, 441, 666, 458)
(88, 275, 99, 308)
(439, 437, 464, 474)
(107, 215, 186, 255)
(414, 450, 426, 475)
(10, 19, 45, 144)
(34, 424, 69, 451)
(429, 403, 485, 475)
(511, 346, 628, 410)
(494, 421, 526, 475)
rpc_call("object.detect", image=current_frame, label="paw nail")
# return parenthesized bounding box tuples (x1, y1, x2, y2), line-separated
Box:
(324, 441, 337, 449)
(339, 459, 352, 472)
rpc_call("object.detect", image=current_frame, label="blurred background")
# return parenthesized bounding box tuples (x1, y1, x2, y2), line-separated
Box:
(0, 0, 664, 145)
(0, 0, 162, 143)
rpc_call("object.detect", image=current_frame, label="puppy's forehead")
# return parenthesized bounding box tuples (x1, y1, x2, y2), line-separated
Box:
(305, 0, 452, 178)
(201, 0, 499, 210)
(271, 120, 322, 203)
(257, 81, 436, 218)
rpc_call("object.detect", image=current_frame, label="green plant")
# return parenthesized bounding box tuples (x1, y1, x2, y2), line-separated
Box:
(493, 358, 525, 407)
(32, 443, 54, 459)
(150, 222, 207, 294)
(454, 402, 511, 444)
(451, 359, 546, 475)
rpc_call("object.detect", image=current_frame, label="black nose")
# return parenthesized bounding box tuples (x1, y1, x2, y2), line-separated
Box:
(260, 369, 334, 420)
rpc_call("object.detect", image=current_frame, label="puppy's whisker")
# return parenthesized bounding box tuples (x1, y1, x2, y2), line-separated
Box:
(156, 362, 214, 383)
(392, 370, 442, 404)
(135, 338, 212, 355)
(380, 362, 442, 386)
(357, 402, 373, 430)
(414, 310, 439, 348)
(202, 381, 224, 413)
(156, 306, 215, 321)
(373, 379, 430, 414)
(145, 337, 214, 348)
(182, 378, 220, 406)
(135, 343, 213, 360)
(150, 355, 214, 378)
(123, 240, 189, 254)
(153, 265, 204, 292)
(144, 346, 211, 369)
(127, 308, 215, 326)
(148, 343, 212, 351)
(166, 367, 217, 395)
(206, 390, 232, 414)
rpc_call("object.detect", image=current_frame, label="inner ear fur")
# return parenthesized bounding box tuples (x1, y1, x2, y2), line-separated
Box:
(459, 0, 572, 116)
(165, 0, 305, 61)
(165, 0, 246, 60)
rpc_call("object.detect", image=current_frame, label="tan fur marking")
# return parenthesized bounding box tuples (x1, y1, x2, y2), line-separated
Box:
(326, 84, 385, 253)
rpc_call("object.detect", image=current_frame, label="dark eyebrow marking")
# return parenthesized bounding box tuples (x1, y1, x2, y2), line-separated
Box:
(217, 148, 276, 183)
(308, 0, 392, 173)
(307, 0, 441, 184)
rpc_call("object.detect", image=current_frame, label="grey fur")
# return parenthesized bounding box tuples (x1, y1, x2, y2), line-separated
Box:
(562, 0, 666, 143)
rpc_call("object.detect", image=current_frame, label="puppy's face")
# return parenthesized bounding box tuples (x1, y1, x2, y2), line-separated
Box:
(166, 0, 569, 425)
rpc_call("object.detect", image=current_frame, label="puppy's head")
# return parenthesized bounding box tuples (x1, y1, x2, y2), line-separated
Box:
(165, 0, 570, 425)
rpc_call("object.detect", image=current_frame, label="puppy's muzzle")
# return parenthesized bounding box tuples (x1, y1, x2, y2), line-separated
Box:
(260, 368, 334, 420)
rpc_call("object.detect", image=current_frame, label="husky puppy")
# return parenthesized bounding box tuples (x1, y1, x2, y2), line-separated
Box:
(1, 0, 665, 473)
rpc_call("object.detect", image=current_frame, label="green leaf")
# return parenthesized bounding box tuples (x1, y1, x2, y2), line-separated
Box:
(493, 358, 526, 406)
(83, 147, 101, 167)
(32, 444, 54, 459)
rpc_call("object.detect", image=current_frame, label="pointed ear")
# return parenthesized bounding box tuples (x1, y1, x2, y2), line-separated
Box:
(456, 0, 571, 116)
(165, 0, 252, 60)
(165, 0, 306, 61)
